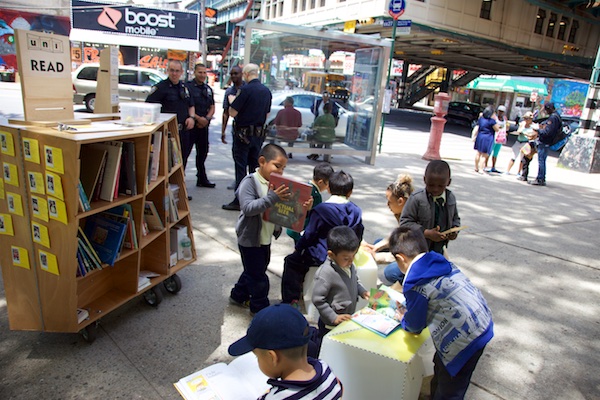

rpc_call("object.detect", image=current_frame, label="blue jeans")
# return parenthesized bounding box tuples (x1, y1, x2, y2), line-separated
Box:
(383, 262, 405, 285)
(431, 347, 485, 400)
(536, 142, 549, 182)
(231, 245, 271, 313)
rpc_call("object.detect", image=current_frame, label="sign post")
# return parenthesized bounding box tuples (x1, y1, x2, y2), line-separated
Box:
(378, 0, 406, 153)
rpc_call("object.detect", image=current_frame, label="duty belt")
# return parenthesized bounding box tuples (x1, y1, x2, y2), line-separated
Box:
(234, 125, 266, 144)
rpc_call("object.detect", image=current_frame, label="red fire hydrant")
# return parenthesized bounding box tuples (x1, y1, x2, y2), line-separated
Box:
(422, 92, 450, 161)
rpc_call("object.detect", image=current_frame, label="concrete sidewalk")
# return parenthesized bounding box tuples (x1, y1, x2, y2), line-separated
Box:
(1, 85, 599, 399)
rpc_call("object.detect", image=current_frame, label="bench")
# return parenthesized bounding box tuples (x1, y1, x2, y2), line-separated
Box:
(265, 136, 344, 162)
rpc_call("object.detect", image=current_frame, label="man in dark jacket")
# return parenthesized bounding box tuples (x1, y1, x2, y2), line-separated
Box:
(531, 102, 562, 186)
(311, 92, 339, 122)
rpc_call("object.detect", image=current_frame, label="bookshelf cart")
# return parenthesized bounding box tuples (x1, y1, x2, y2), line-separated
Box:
(0, 114, 196, 342)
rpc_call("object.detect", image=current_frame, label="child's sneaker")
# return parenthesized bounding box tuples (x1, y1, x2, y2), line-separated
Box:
(229, 296, 250, 309)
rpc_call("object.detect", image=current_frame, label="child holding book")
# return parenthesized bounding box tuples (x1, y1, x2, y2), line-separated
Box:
(228, 303, 344, 399)
(312, 226, 369, 341)
(400, 160, 461, 257)
(229, 144, 311, 315)
(389, 226, 494, 399)
(281, 170, 364, 307)
(287, 162, 334, 244)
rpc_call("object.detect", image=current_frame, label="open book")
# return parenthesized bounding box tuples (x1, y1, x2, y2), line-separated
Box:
(174, 352, 270, 400)
(351, 307, 401, 337)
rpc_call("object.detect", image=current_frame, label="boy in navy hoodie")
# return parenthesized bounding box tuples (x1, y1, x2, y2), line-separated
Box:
(389, 226, 493, 400)
(281, 170, 364, 307)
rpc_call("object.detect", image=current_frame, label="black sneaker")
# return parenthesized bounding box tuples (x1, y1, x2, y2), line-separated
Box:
(229, 296, 250, 309)
(517, 176, 527, 181)
(222, 202, 241, 211)
(196, 180, 216, 188)
(529, 179, 546, 186)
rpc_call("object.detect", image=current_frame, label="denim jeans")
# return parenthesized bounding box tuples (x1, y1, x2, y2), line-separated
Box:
(231, 244, 271, 313)
(536, 142, 549, 182)
(232, 135, 263, 190)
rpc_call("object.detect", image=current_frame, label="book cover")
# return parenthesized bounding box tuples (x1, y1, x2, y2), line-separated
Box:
(262, 173, 312, 232)
(144, 201, 164, 231)
(78, 226, 103, 267)
(79, 146, 107, 200)
(351, 307, 401, 337)
(83, 214, 128, 266)
(78, 180, 91, 211)
(118, 141, 137, 196)
(108, 204, 138, 250)
(174, 352, 269, 400)
(88, 141, 123, 202)
(149, 130, 162, 181)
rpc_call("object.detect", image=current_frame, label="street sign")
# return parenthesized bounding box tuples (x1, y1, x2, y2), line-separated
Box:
(530, 90, 539, 103)
(383, 19, 411, 34)
(388, 0, 406, 20)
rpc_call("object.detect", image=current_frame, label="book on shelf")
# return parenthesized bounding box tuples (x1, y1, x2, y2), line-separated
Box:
(77, 238, 102, 272)
(167, 184, 180, 223)
(79, 146, 107, 201)
(106, 205, 138, 250)
(138, 276, 151, 292)
(351, 307, 402, 337)
(149, 130, 163, 182)
(168, 133, 182, 169)
(77, 308, 89, 324)
(118, 140, 137, 196)
(144, 200, 164, 231)
(83, 214, 128, 266)
(77, 179, 91, 212)
(262, 173, 312, 232)
(170, 224, 188, 261)
(78, 226, 103, 268)
(76, 249, 87, 277)
(174, 352, 269, 400)
(88, 141, 123, 202)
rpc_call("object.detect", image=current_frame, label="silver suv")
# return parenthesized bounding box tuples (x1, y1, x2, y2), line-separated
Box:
(72, 63, 166, 111)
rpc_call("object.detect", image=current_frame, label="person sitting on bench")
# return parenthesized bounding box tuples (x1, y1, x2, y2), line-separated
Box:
(307, 103, 336, 161)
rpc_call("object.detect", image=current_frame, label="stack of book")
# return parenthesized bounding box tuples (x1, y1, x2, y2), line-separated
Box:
(167, 131, 182, 172)
(167, 183, 180, 223)
(76, 227, 103, 277)
(83, 211, 130, 267)
(147, 130, 163, 185)
(79, 140, 137, 207)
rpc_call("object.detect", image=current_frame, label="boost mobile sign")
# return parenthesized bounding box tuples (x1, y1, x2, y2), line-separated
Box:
(71, 0, 199, 50)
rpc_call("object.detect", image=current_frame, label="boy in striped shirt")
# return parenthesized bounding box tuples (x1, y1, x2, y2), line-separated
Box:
(229, 304, 343, 399)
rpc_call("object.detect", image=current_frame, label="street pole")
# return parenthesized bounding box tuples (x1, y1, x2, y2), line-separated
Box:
(199, 0, 207, 65)
(378, 21, 396, 154)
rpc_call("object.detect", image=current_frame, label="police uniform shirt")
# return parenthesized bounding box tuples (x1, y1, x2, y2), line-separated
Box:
(223, 82, 244, 110)
(146, 79, 193, 125)
(186, 79, 214, 119)
(230, 78, 272, 127)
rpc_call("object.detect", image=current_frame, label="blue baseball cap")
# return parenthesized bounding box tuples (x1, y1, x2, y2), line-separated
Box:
(228, 304, 310, 356)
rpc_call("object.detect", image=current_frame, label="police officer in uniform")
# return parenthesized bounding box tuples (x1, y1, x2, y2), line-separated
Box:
(146, 60, 195, 198)
(222, 63, 272, 211)
(186, 63, 216, 188)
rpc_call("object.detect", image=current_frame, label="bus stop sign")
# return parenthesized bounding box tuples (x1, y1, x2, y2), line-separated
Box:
(388, 0, 406, 20)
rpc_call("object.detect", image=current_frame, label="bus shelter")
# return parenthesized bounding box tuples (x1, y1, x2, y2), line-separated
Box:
(237, 20, 391, 165)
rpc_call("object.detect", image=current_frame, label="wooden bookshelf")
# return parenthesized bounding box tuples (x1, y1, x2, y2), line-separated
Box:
(0, 114, 196, 340)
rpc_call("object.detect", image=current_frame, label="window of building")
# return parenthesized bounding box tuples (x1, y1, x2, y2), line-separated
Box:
(293, 0, 298, 13)
(557, 17, 569, 41)
(319, 0, 325, 6)
(266, 5, 271, 18)
(480, 0, 492, 20)
(301, 0, 306, 11)
(568, 20, 579, 43)
(279, 0, 283, 17)
(534, 9, 546, 34)
(546, 12, 557, 37)
(310, 0, 316, 8)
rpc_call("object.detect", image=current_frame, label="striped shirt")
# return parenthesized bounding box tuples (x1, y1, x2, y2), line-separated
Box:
(259, 358, 343, 400)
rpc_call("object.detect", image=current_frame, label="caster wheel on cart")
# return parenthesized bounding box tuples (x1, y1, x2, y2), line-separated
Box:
(143, 286, 163, 306)
(163, 274, 182, 294)
(80, 322, 98, 343)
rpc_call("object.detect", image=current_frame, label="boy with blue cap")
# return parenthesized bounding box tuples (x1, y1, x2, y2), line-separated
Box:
(228, 304, 343, 399)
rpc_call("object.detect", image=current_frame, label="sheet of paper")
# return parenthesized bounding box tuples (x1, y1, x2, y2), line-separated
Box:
(45, 171, 64, 201)
(3, 162, 19, 187)
(32, 221, 51, 248)
(6, 192, 24, 216)
(38, 250, 59, 276)
(28, 171, 45, 195)
(22, 138, 41, 164)
(44, 145, 64, 175)
(48, 196, 68, 225)
(11, 246, 30, 269)
(0, 213, 14, 236)
(0, 131, 15, 156)
(31, 195, 49, 222)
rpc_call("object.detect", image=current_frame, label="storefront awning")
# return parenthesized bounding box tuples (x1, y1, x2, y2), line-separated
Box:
(466, 77, 548, 96)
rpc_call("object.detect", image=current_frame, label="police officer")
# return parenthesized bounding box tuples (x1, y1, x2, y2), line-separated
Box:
(186, 63, 216, 188)
(222, 63, 272, 211)
(146, 60, 195, 199)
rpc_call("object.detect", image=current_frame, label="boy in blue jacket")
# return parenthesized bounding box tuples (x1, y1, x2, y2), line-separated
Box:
(389, 226, 494, 400)
(281, 170, 364, 307)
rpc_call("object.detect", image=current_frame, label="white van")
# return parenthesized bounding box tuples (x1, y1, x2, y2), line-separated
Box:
(72, 63, 166, 111)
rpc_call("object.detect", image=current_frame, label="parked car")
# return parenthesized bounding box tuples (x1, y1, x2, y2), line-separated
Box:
(445, 101, 482, 126)
(72, 63, 167, 112)
(266, 91, 353, 139)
